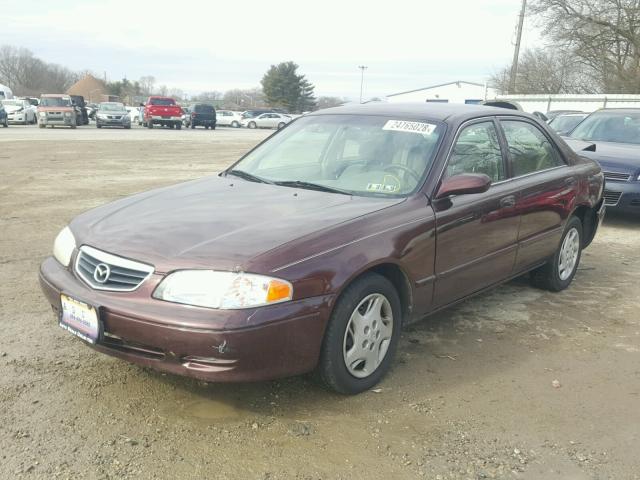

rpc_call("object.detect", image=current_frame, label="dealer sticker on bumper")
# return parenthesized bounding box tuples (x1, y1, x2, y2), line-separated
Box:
(59, 294, 100, 344)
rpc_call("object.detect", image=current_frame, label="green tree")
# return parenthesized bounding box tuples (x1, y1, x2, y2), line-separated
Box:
(261, 61, 316, 113)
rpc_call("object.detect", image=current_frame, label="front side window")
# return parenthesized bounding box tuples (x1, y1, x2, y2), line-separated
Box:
(228, 114, 444, 197)
(502, 120, 563, 176)
(445, 121, 505, 182)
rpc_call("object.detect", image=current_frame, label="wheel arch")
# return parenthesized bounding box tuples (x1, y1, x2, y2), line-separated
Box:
(571, 202, 598, 248)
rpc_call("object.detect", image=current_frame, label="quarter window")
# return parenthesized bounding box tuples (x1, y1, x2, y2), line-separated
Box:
(446, 121, 505, 182)
(501, 121, 564, 176)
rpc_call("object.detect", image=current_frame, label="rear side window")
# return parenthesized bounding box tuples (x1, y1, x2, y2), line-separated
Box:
(446, 121, 505, 182)
(194, 104, 214, 113)
(501, 120, 564, 176)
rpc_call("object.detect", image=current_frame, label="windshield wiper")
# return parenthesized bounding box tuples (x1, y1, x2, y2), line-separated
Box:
(274, 180, 352, 195)
(225, 169, 274, 184)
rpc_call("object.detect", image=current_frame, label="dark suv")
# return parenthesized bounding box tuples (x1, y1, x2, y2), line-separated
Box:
(186, 104, 216, 129)
(70, 95, 89, 125)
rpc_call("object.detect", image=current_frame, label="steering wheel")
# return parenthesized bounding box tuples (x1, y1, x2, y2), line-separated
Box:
(383, 164, 420, 182)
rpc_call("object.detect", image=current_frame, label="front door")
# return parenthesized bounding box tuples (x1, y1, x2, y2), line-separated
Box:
(432, 119, 520, 308)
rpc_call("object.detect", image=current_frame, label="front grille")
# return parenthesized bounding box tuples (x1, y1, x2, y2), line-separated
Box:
(603, 190, 622, 207)
(75, 245, 154, 292)
(603, 171, 631, 182)
(107, 115, 122, 120)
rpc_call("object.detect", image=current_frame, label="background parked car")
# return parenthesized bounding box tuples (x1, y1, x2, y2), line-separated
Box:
(70, 95, 89, 125)
(96, 102, 131, 129)
(125, 106, 142, 125)
(565, 108, 640, 214)
(38, 94, 77, 128)
(1, 99, 37, 124)
(215, 110, 242, 128)
(241, 112, 292, 129)
(548, 112, 587, 135)
(240, 109, 276, 119)
(546, 110, 584, 122)
(181, 106, 191, 126)
(143, 96, 183, 129)
(0, 104, 8, 127)
(185, 103, 216, 129)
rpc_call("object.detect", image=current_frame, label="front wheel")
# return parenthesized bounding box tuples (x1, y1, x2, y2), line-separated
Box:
(317, 273, 401, 394)
(147, 120, 153, 129)
(175, 122, 181, 130)
(248, 121, 257, 129)
(531, 216, 583, 292)
(277, 122, 285, 129)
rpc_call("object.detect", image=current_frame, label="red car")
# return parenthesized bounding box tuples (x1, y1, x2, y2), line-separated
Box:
(39, 104, 605, 394)
(143, 96, 183, 129)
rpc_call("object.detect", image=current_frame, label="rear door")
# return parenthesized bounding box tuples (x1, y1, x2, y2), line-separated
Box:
(432, 118, 521, 307)
(498, 118, 573, 272)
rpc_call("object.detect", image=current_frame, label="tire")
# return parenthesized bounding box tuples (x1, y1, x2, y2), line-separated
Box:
(71, 124, 76, 129)
(191, 123, 195, 129)
(277, 122, 285, 129)
(175, 123, 181, 130)
(96, 124, 102, 128)
(248, 121, 257, 129)
(317, 273, 401, 394)
(38, 123, 45, 129)
(125, 125, 131, 129)
(231, 121, 239, 128)
(211, 124, 216, 130)
(147, 120, 153, 129)
(530, 216, 583, 292)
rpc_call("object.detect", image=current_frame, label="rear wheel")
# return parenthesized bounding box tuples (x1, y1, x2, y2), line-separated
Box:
(231, 120, 239, 128)
(191, 123, 195, 129)
(147, 120, 153, 129)
(176, 122, 181, 130)
(317, 273, 401, 394)
(277, 122, 285, 129)
(531, 216, 583, 292)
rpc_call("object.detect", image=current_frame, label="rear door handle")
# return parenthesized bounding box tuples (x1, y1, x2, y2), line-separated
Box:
(499, 195, 516, 208)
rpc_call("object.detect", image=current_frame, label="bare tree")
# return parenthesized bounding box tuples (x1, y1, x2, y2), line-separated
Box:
(530, 0, 640, 92)
(138, 75, 156, 96)
(491, 47, 596, 94)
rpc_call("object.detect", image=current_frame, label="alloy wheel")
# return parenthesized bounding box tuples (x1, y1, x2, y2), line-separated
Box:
(558, 227, 580, 281)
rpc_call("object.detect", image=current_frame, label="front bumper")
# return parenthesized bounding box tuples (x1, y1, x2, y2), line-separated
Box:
(604, 182, 640, 214)
(40, 116, 74, 126)
(96, 117, 130, 127)
(8, 113, 26, 123)
(39, 256, 332, 382)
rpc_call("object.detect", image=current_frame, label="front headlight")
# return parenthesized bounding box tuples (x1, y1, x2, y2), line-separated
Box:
(97, 114, 107, 119)
(39, 111, 46, 117)
(53, 226, 76, 267)
(64, 111, 71, 117)
(153, 270, 293, 309)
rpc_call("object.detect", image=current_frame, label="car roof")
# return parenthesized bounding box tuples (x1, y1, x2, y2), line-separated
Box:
(591, 108, 640, 114)
(309, 102, 529, 123)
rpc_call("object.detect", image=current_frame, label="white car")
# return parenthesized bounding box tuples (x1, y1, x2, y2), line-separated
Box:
(126, 106, 143, 125)
(216, 110, 242, 128)
(241, 112, 292, 129)
(2, 99, 37, 125)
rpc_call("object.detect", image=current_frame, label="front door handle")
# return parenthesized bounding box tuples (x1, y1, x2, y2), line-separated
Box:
(499, 195, 516, 208)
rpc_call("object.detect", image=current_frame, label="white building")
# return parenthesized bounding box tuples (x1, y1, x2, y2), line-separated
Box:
(386, 81, 496, 104)
(494, 94, 640, 114)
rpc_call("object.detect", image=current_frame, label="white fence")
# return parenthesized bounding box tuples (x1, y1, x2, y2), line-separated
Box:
(494, 94, 640, 114)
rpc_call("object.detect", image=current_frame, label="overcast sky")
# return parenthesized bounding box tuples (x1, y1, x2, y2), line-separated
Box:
(4, 0, 541, 100)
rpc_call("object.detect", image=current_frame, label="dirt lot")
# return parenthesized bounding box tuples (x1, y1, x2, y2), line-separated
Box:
(1, 124, 639, 480)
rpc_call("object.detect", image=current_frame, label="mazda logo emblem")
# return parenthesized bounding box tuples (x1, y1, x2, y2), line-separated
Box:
(93, 263, 111, 284)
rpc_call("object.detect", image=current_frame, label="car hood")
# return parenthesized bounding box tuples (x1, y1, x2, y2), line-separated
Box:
(39, 106, 73, 112)
(571, 140, 640, 172)
(4, 105, 23, 113)
(70, 175, 403, 273)
(98, 110, 128, 115)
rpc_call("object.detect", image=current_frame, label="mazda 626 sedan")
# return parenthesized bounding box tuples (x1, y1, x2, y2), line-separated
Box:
(39, 103, 605, 394)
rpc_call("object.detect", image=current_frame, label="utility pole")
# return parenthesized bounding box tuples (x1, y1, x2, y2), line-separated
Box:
(509, 0, 527, 94)
(358, 65, 368, 103)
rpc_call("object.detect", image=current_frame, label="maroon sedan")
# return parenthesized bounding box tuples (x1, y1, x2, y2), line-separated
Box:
(39, 104, 605, 394)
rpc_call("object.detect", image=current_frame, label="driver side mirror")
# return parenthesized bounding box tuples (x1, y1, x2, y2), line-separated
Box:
(435, 173, 492, 199)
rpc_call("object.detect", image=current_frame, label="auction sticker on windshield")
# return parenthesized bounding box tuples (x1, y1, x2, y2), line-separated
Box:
(382, 120, 437, 135)
(59, 294, 100, 344)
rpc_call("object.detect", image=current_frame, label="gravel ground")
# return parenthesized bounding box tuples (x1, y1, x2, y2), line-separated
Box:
(1, 124, 639, 480)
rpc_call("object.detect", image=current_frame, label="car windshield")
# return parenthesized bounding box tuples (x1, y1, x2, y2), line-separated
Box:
(570, 111, 640, 144)
(2, 100, 22, 107)
(549, 114, 586, 134)
(227, 114, 444, 197)
(40, 97, 71, 107)
(149, 98, 175, 106)
(99, 103, 125, 111)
